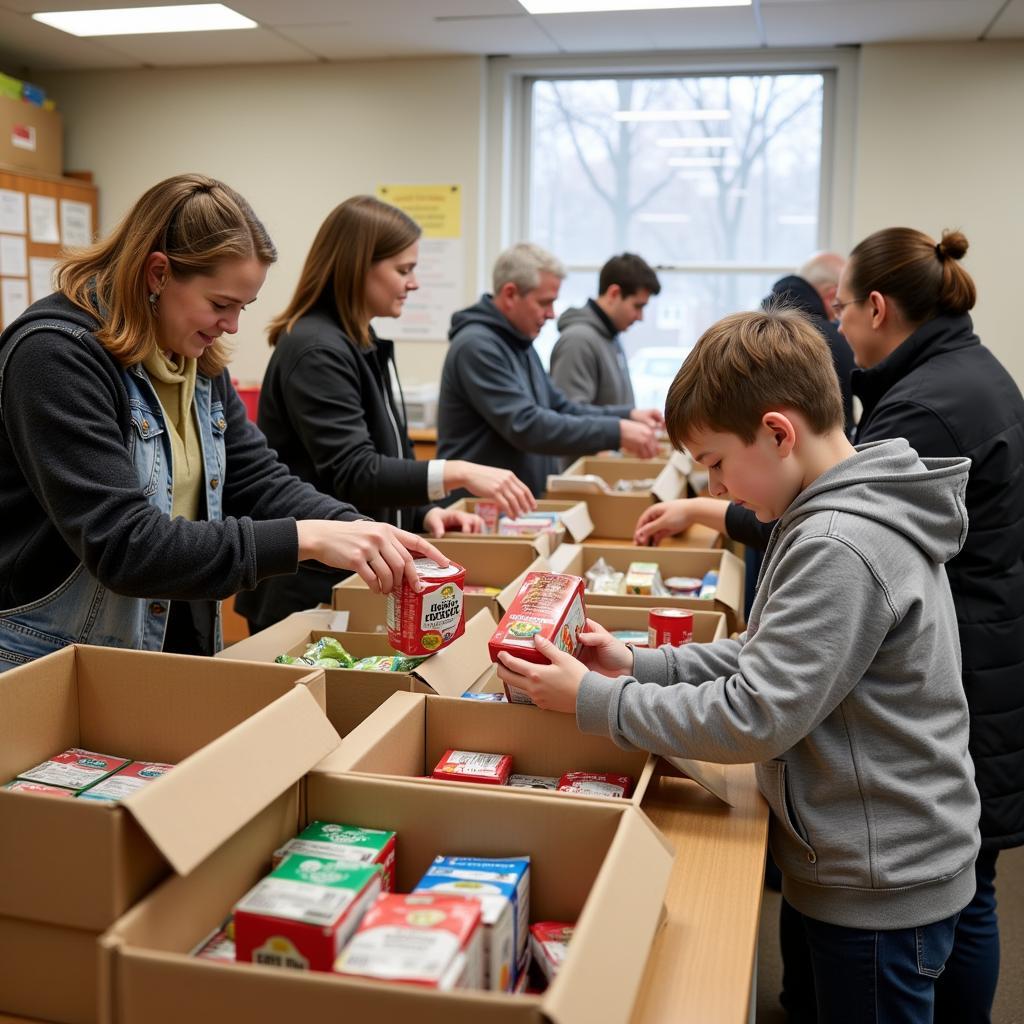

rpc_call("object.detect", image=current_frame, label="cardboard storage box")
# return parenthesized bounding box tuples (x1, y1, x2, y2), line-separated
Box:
(0, 94, 62, 175)
(549, 544, 745, 632)
(217, 610, 498, 736)
(318, 692, 657, 805)
(101, 771, 672, 1024)
(544, 453, 691, 539)
(445, 498, 594, 555)
(332, 538, 548, 631)
(586, 604, 729, 645)
(0, 644, 338, 1024)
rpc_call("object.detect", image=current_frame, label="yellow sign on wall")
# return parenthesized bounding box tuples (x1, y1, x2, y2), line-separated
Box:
(376, 184, 461, 240)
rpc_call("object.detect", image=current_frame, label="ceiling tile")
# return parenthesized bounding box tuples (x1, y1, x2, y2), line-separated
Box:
(87, 26, 319, 66)
(984, 0, 1024, 37)
(0, 8, 143, 70)
(233, 0, 524, 29)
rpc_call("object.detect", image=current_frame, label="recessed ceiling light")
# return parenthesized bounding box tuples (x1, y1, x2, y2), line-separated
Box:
(521, 0, 750, 12)
(613, 109, 730, 122)
(657, 136, 734, 148)
(32, 4, 257, 36)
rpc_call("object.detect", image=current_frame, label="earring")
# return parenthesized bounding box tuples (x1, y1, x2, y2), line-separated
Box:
(148, 291, 159, 313)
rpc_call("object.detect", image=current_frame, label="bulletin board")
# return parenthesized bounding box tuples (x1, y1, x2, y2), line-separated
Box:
(0, 166, 98, 330)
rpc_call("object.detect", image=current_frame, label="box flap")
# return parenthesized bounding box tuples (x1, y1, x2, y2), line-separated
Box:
(558, 501, 594, 543)
(496, 555, 548, 614)
(663, 755, 734, 806)
(651, 453, 689, 503)
(543, 807, 673, 1024)
(414, 607, 497, 697)
(314, 691, 424, 776)
(214, 609, 342, 663)
(546, 543, 581, 577)
(123, 685, 340, 876)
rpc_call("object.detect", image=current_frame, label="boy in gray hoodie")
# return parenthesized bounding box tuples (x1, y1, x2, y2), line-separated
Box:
(496, 308, 981, 1023)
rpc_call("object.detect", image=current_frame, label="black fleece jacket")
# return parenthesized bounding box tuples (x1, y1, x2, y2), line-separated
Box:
(0, 294, 361, 611)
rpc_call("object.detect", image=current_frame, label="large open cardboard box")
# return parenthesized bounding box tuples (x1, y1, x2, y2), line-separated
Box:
(549, 544, 745, 632)
(0, 644, 339, 1024)
(316, 691, 657, 805)
(445, 498, 594, 555)
(544, 453, 691, 539)
(0, 94, 62, 174)
(100, 770, 672, 1024)
(332, 538, 548, 630)
(217, 610, 497, 735)
(587, 604, 729, 644)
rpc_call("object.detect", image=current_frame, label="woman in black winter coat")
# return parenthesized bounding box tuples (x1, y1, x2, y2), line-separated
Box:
(236, 196, 534, 631)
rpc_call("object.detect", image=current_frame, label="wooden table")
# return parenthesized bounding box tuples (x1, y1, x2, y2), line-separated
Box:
(632, 763, 769, 1024)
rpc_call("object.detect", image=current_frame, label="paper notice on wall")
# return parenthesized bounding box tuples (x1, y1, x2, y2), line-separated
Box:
(0, 190, 27, 234)
(0, 234, 28, 277)
(1, 278, 30, 329)
(373, 184, 465, 342)
(60, 199, 92, 247)
(29, 256, 58, 302)
(28, 195, 59, 244)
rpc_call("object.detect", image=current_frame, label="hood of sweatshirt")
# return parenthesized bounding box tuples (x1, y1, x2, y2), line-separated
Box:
(448, 294, 534, 351)
(775, 438, 970, 566)
(556, 300, 615, 340)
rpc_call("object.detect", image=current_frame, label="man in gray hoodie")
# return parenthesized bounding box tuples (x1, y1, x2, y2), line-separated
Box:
(496, 308, 981, 1022)
(550, 252, 661, 407)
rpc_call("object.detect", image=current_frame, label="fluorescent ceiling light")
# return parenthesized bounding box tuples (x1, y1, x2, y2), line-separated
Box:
(33, 4, 257, 36)
(637, 213, 692, 223)
(613, 109, 730, 122)
(669, 156, 725, 167)
(521, 1, 751, 13)
(657, 136, 734, 148)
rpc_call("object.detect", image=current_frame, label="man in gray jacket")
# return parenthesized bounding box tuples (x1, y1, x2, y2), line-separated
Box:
(496, 307, 980, 1021)
(550, 252, 661, 407)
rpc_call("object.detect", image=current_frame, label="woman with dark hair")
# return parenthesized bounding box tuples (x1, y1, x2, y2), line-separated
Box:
(0, 175, 447, 669)
(236, 195, 534, 632)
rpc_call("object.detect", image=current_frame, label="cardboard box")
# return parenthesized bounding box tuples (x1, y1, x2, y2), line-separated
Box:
(586, 604, 729, 645)
(0, 94, 62, 175)
(217, 610, 498, 737)
(101, 771, 673, 1024)
(544, 453, 691, 539)
(331, 539, 549, 631)
(549, 544, 745, 632)
(0, 644, 338, 1024)
(317, 692, 657, 807)
(446, 498, 594, 555)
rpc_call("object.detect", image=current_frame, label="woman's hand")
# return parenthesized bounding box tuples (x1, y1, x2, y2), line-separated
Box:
(296, 520, 448, 594)
(422, 507, 486, 538)
(444, 461, 536, 519)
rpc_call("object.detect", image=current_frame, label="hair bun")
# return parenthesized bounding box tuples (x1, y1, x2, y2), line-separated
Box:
(937, 229, 969, 261)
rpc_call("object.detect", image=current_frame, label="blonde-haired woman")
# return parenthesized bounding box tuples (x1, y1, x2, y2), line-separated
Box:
(0, 174, 445, 669)
(237, 195, 534, 631)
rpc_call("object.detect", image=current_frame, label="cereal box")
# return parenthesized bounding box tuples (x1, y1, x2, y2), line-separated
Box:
(530, 921, 574, 982)
(272, 822, 397, 892)
(16, 748, 130, 793)
(557, 772, 634, 799)
(432, 750, 512, 787)
(335, 892, 484, 991)
(234, 857, 382, 972)
(413, 855, 530, 992)
(386, 559, 466, 657)
(2, 780, 74, 798)
(78, 761, 174, 802)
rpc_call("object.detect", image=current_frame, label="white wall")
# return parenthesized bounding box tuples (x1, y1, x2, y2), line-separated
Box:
(39, 57, 486, 385)
(852, 41, 1024, 387)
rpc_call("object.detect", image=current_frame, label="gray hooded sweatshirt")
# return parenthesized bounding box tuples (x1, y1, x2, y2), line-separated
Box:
(577, 439, 981, 930)
(551, 301, 636, 408)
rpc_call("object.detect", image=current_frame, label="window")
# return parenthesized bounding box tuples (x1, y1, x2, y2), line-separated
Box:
(527, 72, 826, 410)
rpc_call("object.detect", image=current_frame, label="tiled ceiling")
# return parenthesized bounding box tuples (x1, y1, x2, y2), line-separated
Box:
(0, 0, 1019, 72)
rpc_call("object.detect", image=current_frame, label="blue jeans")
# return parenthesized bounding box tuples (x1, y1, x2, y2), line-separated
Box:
(779, 900, 959, 1024)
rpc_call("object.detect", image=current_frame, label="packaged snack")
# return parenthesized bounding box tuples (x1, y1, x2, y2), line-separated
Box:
(272, 822, 397, 892)
(624, 561, 663, 596)
(664, 575, 703, 595)
(432, 750, 512, 786)
(611, 630, 649, 647)
(234, 857, 382, 972)
(475, 501, 501, 534)
(2, 780, 74, 798)
(530, 922, 574, 982)
(335, 892, 484, 990)
(190, 925, 236, 963)
(488, 572, 588, 702)
(350, 654, 428, 673)
(276, 636, 355, 669)
(557, 772, 633, 799)
(16, 748, 130, 793)
(78, 760, 174, 802)
(387, 559, 466, 656)
(413, 855, 530, 991)
(507, 774, 559, 790)
(460, 691, 507, 702)
(698, 570, 719, 600)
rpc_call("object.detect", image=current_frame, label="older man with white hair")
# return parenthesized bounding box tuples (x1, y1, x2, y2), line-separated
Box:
(438, 242, 662, 497)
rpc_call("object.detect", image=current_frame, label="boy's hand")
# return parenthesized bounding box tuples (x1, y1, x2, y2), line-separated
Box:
(577, 618, 634, 677)
(496, 636, 588, 714)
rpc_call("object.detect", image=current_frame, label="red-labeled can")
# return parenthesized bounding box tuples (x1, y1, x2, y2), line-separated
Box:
(648, 607, 694, 648)
(387, 559, 466, 656)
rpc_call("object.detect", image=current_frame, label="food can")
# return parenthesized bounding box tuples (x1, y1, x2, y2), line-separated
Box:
(648, 607, 694, 648)
(387, 558, 466, 656)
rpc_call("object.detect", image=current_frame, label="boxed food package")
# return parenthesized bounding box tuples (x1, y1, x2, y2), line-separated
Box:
(387, 559, 466, 656)
(15, 748, 129, 793)
(508, 775, 559, 791)
(446, 498, 594, 554)
(623, 561, 664, 596)
(335, 892, 484, 991)
(77, 761, 174, 803)
(234, 857, 383, 972)
(557, 772, 634, 800)
(190, 924, 236, 964)
(530, 921, 574, 983)
(273, 822, 397, 892)
(1, 779, 73, 798)
(431, 749, 512, 787)
(413, 855, 530, 992)
(217, 609, 497, 738)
